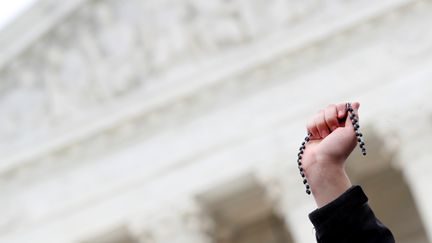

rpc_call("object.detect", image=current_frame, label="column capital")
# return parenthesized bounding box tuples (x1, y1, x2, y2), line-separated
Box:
(253, 159, 309, 211)
(253, 162, 317, 243)
(395, 116, 432, 170)
(129, 197, 213, 243)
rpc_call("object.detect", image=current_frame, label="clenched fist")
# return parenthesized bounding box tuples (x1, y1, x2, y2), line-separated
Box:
(302, 102, 360, 207)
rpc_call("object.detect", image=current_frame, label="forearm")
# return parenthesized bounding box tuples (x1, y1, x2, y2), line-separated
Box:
(302, 103, 394, 242)
(305, 161, 352, 208)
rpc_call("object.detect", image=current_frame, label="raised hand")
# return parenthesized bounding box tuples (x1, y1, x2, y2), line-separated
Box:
(302, 102, 360, 207)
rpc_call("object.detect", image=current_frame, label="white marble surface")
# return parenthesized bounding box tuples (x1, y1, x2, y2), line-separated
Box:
(0, 0, 431, 242)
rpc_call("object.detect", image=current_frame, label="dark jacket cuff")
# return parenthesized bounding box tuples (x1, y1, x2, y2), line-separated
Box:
(309, 186, 368, 235)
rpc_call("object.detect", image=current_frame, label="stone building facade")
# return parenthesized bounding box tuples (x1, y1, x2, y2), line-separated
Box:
(0, 0, 431, 242)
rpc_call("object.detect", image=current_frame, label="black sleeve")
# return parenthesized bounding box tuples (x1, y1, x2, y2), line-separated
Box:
(308, 186, 395, 243)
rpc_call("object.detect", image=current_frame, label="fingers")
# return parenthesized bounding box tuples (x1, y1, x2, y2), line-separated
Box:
(315, 110, 330, 138)
(306, 119, 320, 139)
(307, 120, 319, 139)
(324, 104, 339, 131)
(336, 103, 346, 119)
(306, 110, 326, 139)
(305, 110, 330, 139)
(351, 102, 360, 110)
(307, 103, 360, 139)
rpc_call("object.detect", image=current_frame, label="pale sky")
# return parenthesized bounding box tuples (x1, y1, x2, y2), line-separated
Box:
(0, 0, 37, 31)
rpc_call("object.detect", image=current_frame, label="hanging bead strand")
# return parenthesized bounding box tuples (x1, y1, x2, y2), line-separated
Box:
(346, 102, 367, 156)
(297, 133, 312, 195)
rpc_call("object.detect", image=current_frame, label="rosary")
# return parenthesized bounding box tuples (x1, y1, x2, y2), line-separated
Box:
(297, 103, 366, 195)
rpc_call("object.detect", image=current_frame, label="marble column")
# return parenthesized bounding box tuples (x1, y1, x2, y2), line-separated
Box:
(402, 152, 432, 242)
(255, 162, 317, 243)
(399, 123, 432, 242)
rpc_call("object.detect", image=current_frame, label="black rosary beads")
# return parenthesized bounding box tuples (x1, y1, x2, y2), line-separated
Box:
(297, 133, 312, 194)
(346, 102, 367, 156)
(297, 103, 367, 195)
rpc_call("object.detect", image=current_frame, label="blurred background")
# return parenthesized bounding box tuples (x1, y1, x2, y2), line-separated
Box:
(0, 0, 431, 242)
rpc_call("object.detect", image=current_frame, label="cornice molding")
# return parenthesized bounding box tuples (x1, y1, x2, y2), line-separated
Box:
(0, 0, 427, 183)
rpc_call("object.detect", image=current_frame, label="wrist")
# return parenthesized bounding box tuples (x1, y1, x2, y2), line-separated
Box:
(305, 162, 352, 208)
